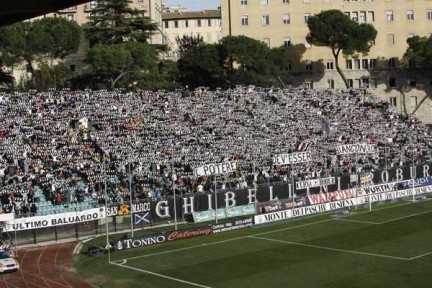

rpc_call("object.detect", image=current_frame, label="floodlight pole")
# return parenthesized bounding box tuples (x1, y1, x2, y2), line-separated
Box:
(214, 175, 218, 224)
(129, 161, 134, 237)
(172, 156, 178, 230)
(104, 156, 110, 262)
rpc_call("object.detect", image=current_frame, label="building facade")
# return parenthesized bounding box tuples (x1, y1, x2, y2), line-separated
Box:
(36, 0, 164, 44)
(162, 9, 222, 59)
(221, 0, 432, 123)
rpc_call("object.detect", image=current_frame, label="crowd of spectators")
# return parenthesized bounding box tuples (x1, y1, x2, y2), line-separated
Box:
(0, 86, 431, 215)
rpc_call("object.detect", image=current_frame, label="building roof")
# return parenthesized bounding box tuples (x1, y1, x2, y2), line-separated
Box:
(162, 9, 221, 21)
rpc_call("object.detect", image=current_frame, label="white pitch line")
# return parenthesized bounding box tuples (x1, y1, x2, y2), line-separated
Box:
(378, 210, 432, 224)
(123, 219, 333, 262)
(334, 218, 379, 225)
(409, 251, 432, 261)
(249, 236, 410, 261)
(110, 261, 212, 288)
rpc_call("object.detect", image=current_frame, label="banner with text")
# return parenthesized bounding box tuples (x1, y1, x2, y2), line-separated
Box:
(336, 143, 377, 155)
(273, 152, 312, 165)
(194, 161, 237, 177)
(4, 207, 106, 232)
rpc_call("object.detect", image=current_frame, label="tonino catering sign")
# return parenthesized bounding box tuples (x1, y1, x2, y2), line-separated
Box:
(336, 143, 377, 155)
(194, 161, 237, 177)
(116, 233, 166, 250)
(3, 207, 106, 232)
(273, 152, 312, 165)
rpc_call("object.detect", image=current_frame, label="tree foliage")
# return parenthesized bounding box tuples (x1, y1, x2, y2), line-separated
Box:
(176, 35, 204, 55)
(404, 36, 432, 68)
(85, 0, 159, 46)
(87, 42, 158, 89)
(177, 44, 226, 89)
(306, 10, 377, 88)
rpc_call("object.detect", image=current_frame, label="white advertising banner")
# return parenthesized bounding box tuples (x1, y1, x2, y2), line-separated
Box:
(194, 161, 237, 177)
(296, 177, 336, 190)
(254, 185, 432, 225)
(0, 213, 14, 222)
(3, 207, 106, 232)
(336, 143, 377, 155)
(273, 152, 312, 165)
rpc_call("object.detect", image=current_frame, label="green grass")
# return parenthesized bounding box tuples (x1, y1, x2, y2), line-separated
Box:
(76, 199, 432, 288)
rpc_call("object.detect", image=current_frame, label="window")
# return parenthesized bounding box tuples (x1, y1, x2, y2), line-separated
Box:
(346, 60, 353, 69)
(428, 10, 432, 20)
(362, 78, 370, 88)
(261, 14, 270, 25)
(90, 1, 97, 9)
(359, 11, 366, 23)
(284, 37, 291, 48)
(303, 13, 310, 23)
(240, 0, 248, 4)
(263, 38, 270, 47)
(164, 20, 168, 29)
(406, 10, 414, 21)
(283, 14, 291, 24)
(174, 20, 178, 28)
(241, 15, 249, 26)
(355, 79, 362, 88)
(305, 81, 313, 89)
(362, 59, 369, 69)
(367, 11, 375, 22)
(326, 60, 334, 70)
(389, 77, 396, 87)
(305, 62, 312, 71)
(347, 79, 354, 88)
(389, 96, 397, 106)
(185, 20, 189, 27)
(261, 0, 269, 4)
(208, 19, 212, 27)
(353, 59, 360, 69)
(67, 14, 74, 21)
(409, 59, 415, 68)
(283, 0, 289, 3)
(328, 79, 335, 89)
(197, 19, 202, 27)
(387, 33, 395, 45)
(351, 12, 358, 22)
(388, 58, 396, 68)
(370, 59, 376, 69)
(386, 10, 393, 22)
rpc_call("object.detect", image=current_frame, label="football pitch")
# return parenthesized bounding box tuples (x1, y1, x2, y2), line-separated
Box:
(77, 199, 432, 288)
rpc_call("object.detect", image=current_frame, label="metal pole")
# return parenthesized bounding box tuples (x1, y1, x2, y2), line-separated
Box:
(129, 161, 134, 237)
(104, 156, 109, 258)
(172, 158, 178, 230)
(214, 176, 218, 224)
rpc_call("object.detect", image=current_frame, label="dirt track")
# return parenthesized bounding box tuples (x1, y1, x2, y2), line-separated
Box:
(0, 242, 91, 288)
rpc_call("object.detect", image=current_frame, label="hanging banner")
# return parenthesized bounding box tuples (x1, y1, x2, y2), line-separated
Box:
(273, 152, 312, 165)
(4, 207, 106, 232)
(194, 161, 237, 177)
(336, 143, 377, 155)
(296, 177, 336, 190)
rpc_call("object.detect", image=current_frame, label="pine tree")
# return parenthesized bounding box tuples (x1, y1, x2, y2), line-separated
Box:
(86, 0, 159, 46)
